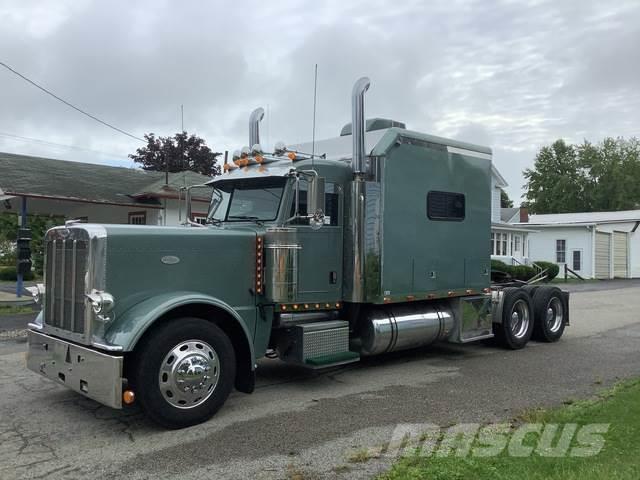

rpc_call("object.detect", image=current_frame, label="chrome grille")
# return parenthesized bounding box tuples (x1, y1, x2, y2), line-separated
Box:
(44, 237, 89, 334)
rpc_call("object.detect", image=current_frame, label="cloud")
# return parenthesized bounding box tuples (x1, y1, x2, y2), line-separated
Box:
(1, 0, 639, 202)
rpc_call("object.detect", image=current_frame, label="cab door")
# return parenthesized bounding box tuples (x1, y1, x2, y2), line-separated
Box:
(290, 181, 343, 304)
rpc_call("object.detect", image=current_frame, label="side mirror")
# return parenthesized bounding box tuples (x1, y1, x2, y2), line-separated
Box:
(307, 176, 325, 230)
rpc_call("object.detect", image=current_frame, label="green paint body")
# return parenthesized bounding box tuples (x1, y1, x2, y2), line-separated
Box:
(97, 129, 491, 369)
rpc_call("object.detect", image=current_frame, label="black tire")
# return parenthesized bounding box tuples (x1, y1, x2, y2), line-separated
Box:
(521, 284, 540, 298)
(532, 286, 566, 342)
(493, 287, 534, 350)
(133, 317, 236, 429)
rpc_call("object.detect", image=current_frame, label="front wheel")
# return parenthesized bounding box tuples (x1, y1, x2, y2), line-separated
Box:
(133, 317, 236, 429)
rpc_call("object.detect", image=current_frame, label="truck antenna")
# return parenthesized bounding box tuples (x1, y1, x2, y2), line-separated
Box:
(311, 63, 318, 166)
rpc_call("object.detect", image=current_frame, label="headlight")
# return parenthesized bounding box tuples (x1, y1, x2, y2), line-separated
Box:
(26, 283, 46, 305)
(86, 290, 115, 316)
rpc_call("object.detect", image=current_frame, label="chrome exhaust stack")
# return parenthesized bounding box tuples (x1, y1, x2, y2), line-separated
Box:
(346, 77, 371, 303)
(351, 77, 370, 174)
(249, 107, 265, 149)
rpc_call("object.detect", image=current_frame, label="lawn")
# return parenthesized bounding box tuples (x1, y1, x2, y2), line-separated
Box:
(381, 379, 640, 480)
(0, 304, 36, 316)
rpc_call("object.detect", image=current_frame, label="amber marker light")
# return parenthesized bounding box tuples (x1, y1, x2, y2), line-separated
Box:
(281, 305, 287, 311)
(123, 390, 136, 405)
(383, 297, 391, 303)
(287, 152, 297, 161)
(315, 303, 320, 309)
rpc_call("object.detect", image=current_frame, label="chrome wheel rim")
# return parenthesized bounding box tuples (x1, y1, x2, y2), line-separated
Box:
(546, 297, 564, 333)
(510, 299, 530, 339)
(159, 340, 219, 409)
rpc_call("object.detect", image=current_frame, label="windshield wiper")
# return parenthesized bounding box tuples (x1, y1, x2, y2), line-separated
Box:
(227, 215, 264, 224)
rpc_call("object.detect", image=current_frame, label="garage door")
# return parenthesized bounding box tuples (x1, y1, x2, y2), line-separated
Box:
(595, 232, 611, 279)
(613, 231, 628, 278)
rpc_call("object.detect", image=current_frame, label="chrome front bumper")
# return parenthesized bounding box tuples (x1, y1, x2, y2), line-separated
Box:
(26, 330, 124, 409)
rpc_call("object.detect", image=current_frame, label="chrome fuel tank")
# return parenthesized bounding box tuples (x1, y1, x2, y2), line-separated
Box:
(359, 303, 455, 355)
(264, 227, 301, 303)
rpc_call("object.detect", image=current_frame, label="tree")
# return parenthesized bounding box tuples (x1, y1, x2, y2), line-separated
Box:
(500, 189, 514, 208)
(0, 212, 65, 275)
(129, 132, 222, 177)
(522, 139, 590, 214)
(523, 137, 640, 214)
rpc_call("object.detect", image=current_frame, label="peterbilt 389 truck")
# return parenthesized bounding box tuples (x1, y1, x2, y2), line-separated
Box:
(26, 77, 569, 428)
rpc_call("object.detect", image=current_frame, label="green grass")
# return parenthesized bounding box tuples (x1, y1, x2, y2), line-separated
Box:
(381, 380, 640, 480)
(0, 304, 35, 316)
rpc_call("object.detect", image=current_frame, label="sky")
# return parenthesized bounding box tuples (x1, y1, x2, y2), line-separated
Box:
(1, 0, 639, 203)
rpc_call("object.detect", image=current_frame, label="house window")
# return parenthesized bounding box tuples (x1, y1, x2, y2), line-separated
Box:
(572, 250, 581, 271)
(128, 211, 147, 225)
(192, 214, 207, 225)
(556, 239, 566, 263)
(427, 191, 465, 221)
(514, 235, 521, 252)
(491, 232, 508, 256)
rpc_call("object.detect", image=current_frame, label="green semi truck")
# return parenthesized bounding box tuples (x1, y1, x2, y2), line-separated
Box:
(26, 78, 569, 428)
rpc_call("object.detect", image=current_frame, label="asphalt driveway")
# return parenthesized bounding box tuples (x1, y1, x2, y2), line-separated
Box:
(1, 283, 639, 479)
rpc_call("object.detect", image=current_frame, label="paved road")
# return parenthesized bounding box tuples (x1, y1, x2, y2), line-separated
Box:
(1, 285, 640, 480)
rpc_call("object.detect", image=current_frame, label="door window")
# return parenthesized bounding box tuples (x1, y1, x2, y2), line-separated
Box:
(289, 180, 340, 226)
(572, 250, 581, 271)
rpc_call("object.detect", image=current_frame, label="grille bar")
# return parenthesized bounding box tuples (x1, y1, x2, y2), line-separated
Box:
(44, 235, 90, 335)
(70, 240, 77, 332)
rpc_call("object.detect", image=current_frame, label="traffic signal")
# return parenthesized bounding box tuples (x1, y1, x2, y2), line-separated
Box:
(16, 228, 32, 275)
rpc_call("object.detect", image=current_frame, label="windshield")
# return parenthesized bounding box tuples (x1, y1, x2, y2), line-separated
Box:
(208, 177, 287, 222)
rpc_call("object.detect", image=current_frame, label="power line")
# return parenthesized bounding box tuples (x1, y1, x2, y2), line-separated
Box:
(0, 131, 131, 159)
(0, 60, 145, 142)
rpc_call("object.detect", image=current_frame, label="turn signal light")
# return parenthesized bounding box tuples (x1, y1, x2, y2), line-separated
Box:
(123, 390, 136, 405)
(287, 152, 297, 161)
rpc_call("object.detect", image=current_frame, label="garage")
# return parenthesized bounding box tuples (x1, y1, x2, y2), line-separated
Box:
(613, 231, 629, 278)
(595, 231, 611, 279)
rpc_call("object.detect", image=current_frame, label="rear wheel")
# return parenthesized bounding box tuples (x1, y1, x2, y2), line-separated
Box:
(493, 288, 534, 349)
(521, 284, 540, 298)
(532, 286, 566, 342)
(133, 317, 236, 429)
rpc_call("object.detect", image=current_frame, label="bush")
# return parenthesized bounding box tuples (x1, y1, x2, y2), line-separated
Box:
(491, 259, 510, 272)
(533, 261, 560, 281)
(0, 266, 35, 281)
(510, 265, 537, 281)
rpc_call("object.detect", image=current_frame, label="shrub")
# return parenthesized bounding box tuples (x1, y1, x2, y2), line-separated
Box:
(491, 259, 510, 272)
(533, 261, 560, 281)
(0, 266, 35, 281)
(510, 265, 537, 281)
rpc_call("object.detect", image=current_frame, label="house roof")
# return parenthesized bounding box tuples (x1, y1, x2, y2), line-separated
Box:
(0, 151, 212, 208)
(521, 210, 640, 226)
(491, 222, 538, 233)
(491, 164, 508, 188)
(0, 186, 14, 202)
(501, 207, 519, 222)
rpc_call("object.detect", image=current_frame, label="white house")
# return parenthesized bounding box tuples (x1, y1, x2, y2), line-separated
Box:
(490, 166, 535, 266)
(512, 210, 640, 279)
(0, 152, 213, 226)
